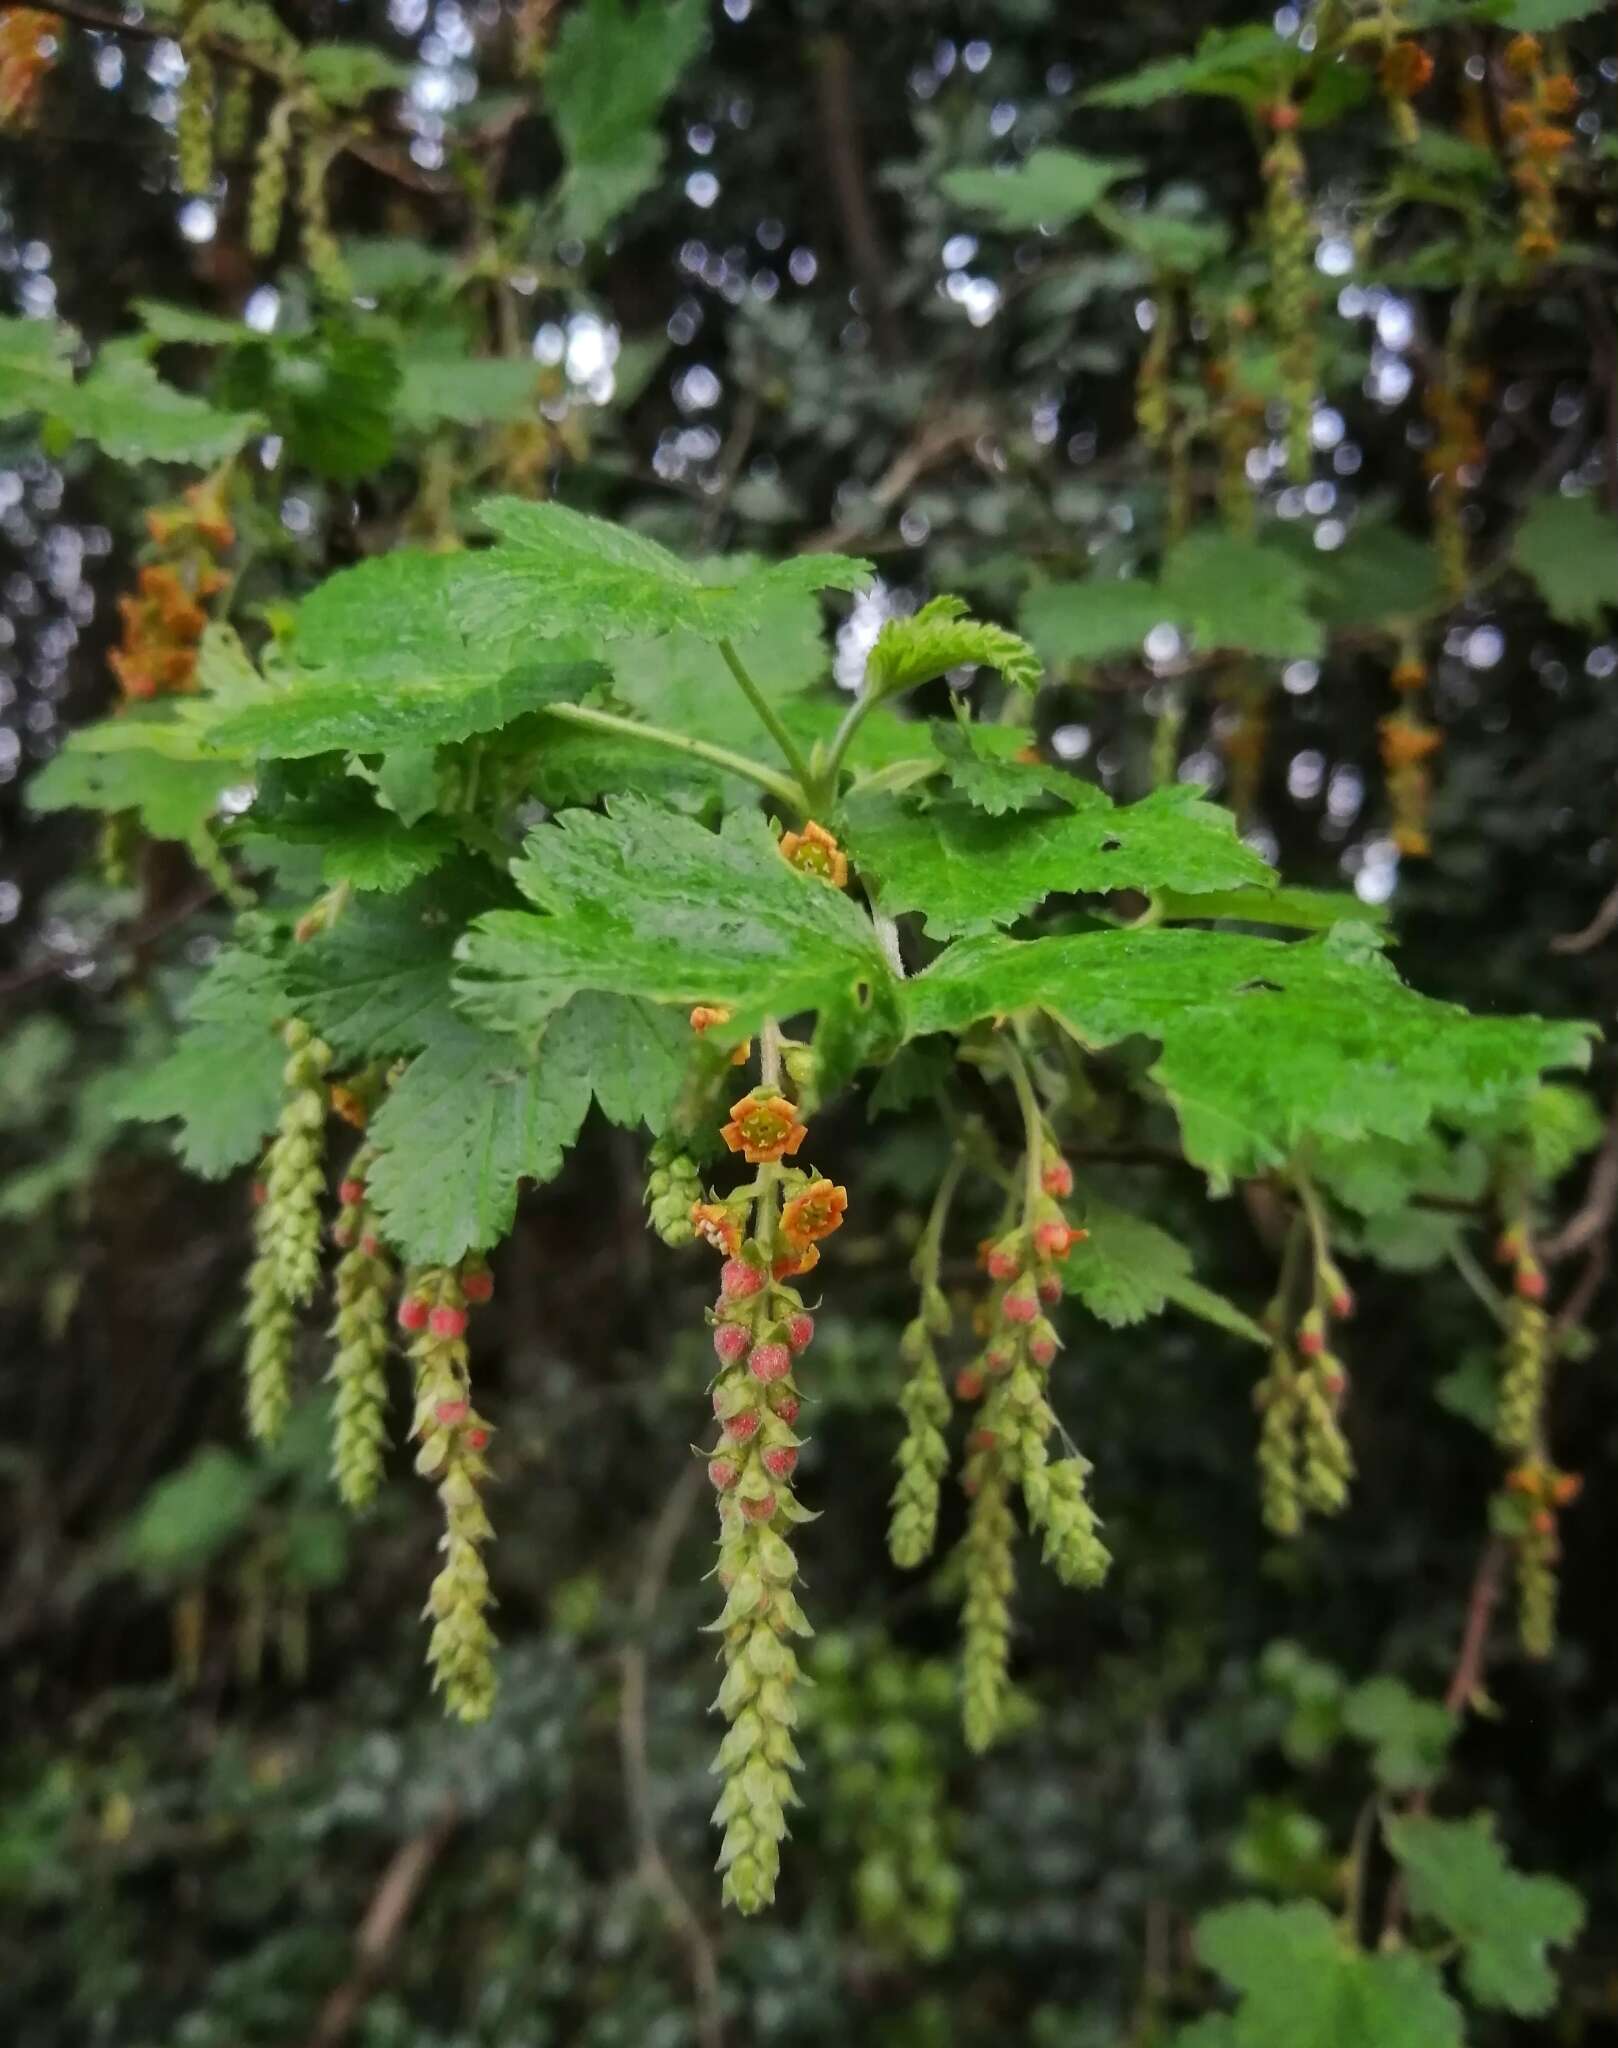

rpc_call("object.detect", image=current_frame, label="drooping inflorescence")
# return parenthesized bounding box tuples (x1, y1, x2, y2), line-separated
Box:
(110, 479, 233, 702)
(327, 1149, 396, 1511)
(243, 1020, 333, 1443)
(402, 1260, 499, 1721)
(697, 1052, 844, 1913)
(1488, 1216, 1574, 1656)
(1254, 1189, 1356, 1537)
(1259, 99, 1316, 482)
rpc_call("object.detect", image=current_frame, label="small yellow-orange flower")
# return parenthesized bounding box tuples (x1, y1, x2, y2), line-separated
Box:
(1391, 822, 1432, 859)
(690, 1003, 749, 1065)
(1504, 32, 1542, 80)
(773, 1244, 820, 1281)
(1539, 73, 1578, 117)
(691, 1202, 744, 1257)
(780, 1178, 848, 1249)
(1379, 716, 1443, 769)
(1390, 658, 1427, 694)
(1522, 124, 1573, 161)
(1379, 40, 1433, 100)
(720, 1089, 808, 1164)
(779, 820, 849, 889)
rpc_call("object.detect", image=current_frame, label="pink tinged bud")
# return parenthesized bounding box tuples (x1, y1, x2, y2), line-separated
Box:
(762, 1445, 798, 1479)
(361, 1233, 382, 1259)
(785, 1312, 815, 1353)
(338, 1178, 366, 1207)
(724, 1410, 760, 1443)
(1298, 1325, 1325, 1357)
(721, 1257, 765, 1302)
(250, 1179, 267, 1207)
(713, 1321, 751, 1365)
(986, 1243, 1022, 1282)
(462, 1269, 494, 1305)
(771, 1393, 801, 1425)
(1037, 1271, 1063, 1305)
(1029, 1328, 1058, 1369)
(983, 1344, 1012, 1377)
(748, 1342, 791, 1384)
(332, 1219, 356, 1248)
(740, 1492, 777, 1522)
(967, 1428, 997, 1454)
(435, 1399, 469, 1427)
(954, 1367, 984, 1402)
(465, 1427, 490, 1452)
(1002, 1283, 1038, 1325)
(398, 1297, 430, 1332)
(1329, 1289, 1354, 1320)
(708, 1458, 739, 1491)
(1515, 1262, 1546, 1302)
(1322, 1370, 1347, 1399)
(429, 1305, 468, 1340)
(1034, 1220, 1073, 1258)
(1042, 1156, 1074, 1199)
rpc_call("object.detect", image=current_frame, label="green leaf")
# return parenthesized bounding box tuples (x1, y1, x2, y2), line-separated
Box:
(0, 315, 76, 417)
(931, 720, 1083, 816)
(1156, 884, 1386, 931)
(118, 948, 289, 1177)
(454, 498, 870, 647)
(1306, 522, 1442, 633)
(1021, 576, 1167, 663)
(1340, 1679, 1454, 1793)
(60, 345, 260, 465)
(1384, 1814, 1584, 2016)
(1160, 532, 1323, 660)
(1106, 209, 1232, 273)
(455, 798, 896, 1049)
(1513, 494, 1618, 628)
(1058, 1194, 1267, 1343)
(901, 928, 1593, 1187)
(1085, 25, 1299, 112)
(250, 803, 458, 893)
(298, 42, 413, 106)
(548, 0, 707, 239)
(27, 737, 238, 846)
(207, 656, 604, 761)
(1192, 1898, 1463, 2047)
(1501, 0, 1605, 25)
(220, 327, 399, 480)
(366, 994, 689, 1263)
(393, 353, 541, 430)
(122, 1448, 264, 1582)
(939, 148, 1143, 231)
(865, 596, 1041, 700)
(842, 787, 1274, 940)
(1521, 1083, 1604, 1182)
(287, 874, 500, 1061)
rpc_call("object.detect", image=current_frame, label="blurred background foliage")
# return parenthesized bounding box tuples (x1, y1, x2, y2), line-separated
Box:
(0, 0, 1615, 2042)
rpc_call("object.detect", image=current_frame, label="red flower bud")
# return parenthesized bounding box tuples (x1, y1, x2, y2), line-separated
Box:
(1297, 1314, 1325, 1357)
(721, 1257, 764, 1302)
(435, 1399, 469, 1427)
(967, 1428, 997, 1454)
(708, 1458, 738, 1491)
(1033, 1220, 1073, 1259)
(1037, 1271, 1063, 1305)
(332, 1218, 356, 1248)
(1041, 1155, 1074, 1200)
(771, 1392, 801, 1425)
(466, 1427, 490, 1452)
(462, 1269, 494, 1305)
(762, 1445, 798, 1479)
(1515, 1261, 1547, 1302)
(398, 1296, 430, 1333)
(1531, 1507, 1555, 1537)
(983, 1344, 1013, 1376)
(1029, 1325, 1058, 1369)
(740, 1491, 777, 1522)
(361, 1233, 382, 1258)
(785, 1311, 815, 1353)
(250, 1179, 268, 1207)
(724, 1410, 760, 1443)
(1329, 1288, 1354, 1320)
(1002, 1282, 1038, 1325)
(749, 1342, 791, 1384)
(429, 1305, 468, 1340)
(954, 1366, 985, 1402)
(338, 1178, 366, 1207)
(1321, 1369, 1347, 1400)
(713, 1322, 751, 1366)
(985, 1238, 1022, 1282)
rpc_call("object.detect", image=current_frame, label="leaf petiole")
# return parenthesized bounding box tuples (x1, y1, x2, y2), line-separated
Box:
(715, 636, 819, 802)
(539, 701, 807, 814)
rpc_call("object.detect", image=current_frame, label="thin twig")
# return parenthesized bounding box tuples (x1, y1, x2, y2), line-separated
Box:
(1540, 1099, 1618, 1262)
(810, 33, 903, 364)
(1441, 1536, 1507, 1717)
(617, 1462, 725, 2048)
(304, 1800, 461, 2048)
(1550, 873, 1618, 955)
(0, 874, 220, 1002)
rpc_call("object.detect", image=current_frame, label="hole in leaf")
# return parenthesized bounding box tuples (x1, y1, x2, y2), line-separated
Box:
(1100, 836, 1122, 852)
(1234, 978, 1283, 996)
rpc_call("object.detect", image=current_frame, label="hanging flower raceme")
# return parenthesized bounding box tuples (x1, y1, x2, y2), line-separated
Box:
(1502, 35, 1578, 267)
(644, 1136, 703, 1247)
(327, 1147, 396, 1512)
(1380, 708, 1444, 859)
(1259, 100, 1317, 481)
(699, 1073, 843, 1914)
(402, 1260, 498, 1722)
(110, 480, 234, 703)
(243, 1020, 332, 1443)
(0, 9, 59, 129)
(1254, 1199, 1356, 1535)
(1422, 358, 1487, 599)
(1493, 1220, 1548, 1453)
(1378, 36, 1434, 146)
(1134, 282, 1177, 454)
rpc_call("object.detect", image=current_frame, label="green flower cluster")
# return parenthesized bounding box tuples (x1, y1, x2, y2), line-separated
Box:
(327, 1150, 395, 1512)
(243, 1020, 332, 1444)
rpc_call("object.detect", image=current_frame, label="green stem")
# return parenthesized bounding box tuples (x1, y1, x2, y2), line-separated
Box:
(816, 687, 877, 806)
(716, 636, 818, 802)
(539, 702, 806, 814)
(913, 1146, 968, 1294)
(1002, 1042, 1047, 1228)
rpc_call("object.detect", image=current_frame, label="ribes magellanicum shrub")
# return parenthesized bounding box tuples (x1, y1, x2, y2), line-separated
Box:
(4, 0, 1616, 2033)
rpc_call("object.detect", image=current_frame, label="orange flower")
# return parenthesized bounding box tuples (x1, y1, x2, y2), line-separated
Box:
(779, 820, 849, 889)
(773, 1244, 820, 1281)
(1539, 73, 1578, 117)
(1391, 822, 1431, 859)
(1379, 40, 1433, 100)
(1516, 227, 1559, 264)
(690, 1002, 749, 1065)
(1390, 658, 1427, 693)
(0, 10, 59, 128)
(328, 1084, 370, 1130)
(1379, 716, 1442, 768)
(1504, 32, 1542, 80)
(691, 1202, 743, 1257)
(780, 1178, 848, 1248)
(1523, 124, 1573, 161)
(720, 1089, 807, 1164)
(183, 479, 236, 552)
